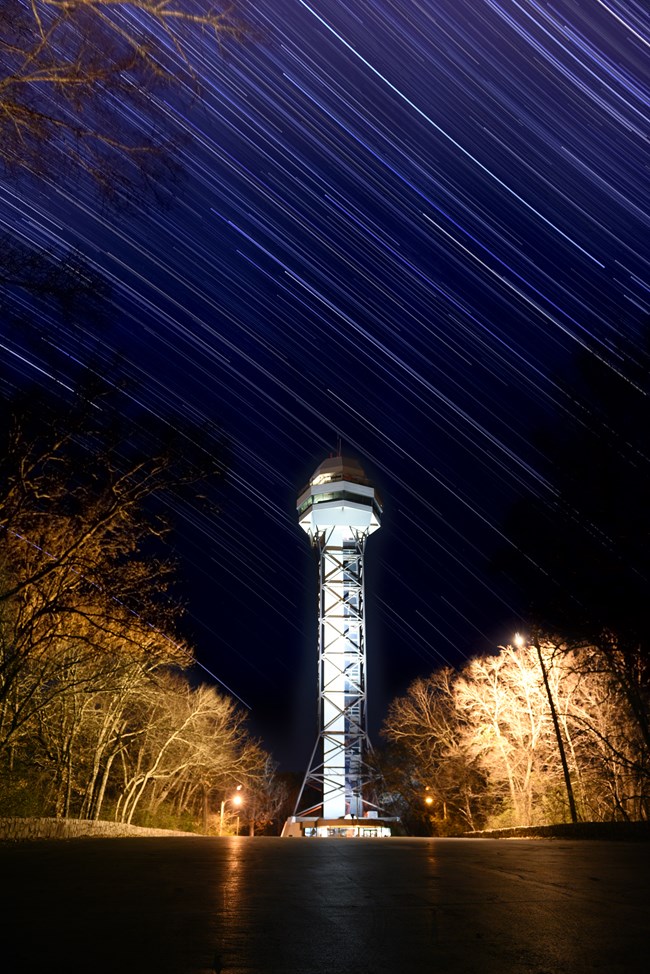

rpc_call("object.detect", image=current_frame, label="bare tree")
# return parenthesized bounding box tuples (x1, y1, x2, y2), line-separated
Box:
(114, 673, 264, 825)
(241, 754, 289, 836)
(1, 1, 253, 190)
(0, 388, 225, 762)
(382, 669, 488, 833)
(26, 627, 183, 818)
(382, 634, 649, 832)
(549, 643, 649, 822)
(455, 646, 564, 828)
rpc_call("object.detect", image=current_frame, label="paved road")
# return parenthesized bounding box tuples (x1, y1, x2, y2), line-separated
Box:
(1, 836, 648, 973)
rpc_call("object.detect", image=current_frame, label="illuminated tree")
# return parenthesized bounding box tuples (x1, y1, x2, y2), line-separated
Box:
(550, 643, 649, 821)
(28, 628, 182, 818)
(0, 386, 224, 607)
(114, 673, 264, 825)
(0, 1, 252, 190)
(2, 649, 269, 825)
(383, 635, 649, 832)
(453, 645, 561, 827)
(0, 387, 227, 818)
(382, 669, 489, 833)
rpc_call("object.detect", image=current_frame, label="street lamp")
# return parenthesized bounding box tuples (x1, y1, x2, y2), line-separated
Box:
(219, 786, 244, 836)
(514, 632, 578, 824)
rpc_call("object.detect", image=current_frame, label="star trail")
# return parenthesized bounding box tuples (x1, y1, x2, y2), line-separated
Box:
(1, 0, 649, 767)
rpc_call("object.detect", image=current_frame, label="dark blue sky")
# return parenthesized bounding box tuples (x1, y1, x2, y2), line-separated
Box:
(2, 0, 649, 768)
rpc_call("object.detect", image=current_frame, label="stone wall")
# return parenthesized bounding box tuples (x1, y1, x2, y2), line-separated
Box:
(0, 817, 199, 841)
(463, 821, 650, 840)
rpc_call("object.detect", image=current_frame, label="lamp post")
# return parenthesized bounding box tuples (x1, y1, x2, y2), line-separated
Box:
(423, 787, 446, 820)
(219, 786, 243, 836)
(515, 633, 578, 824)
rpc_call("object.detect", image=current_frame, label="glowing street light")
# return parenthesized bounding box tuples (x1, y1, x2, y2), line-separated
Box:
(220, 786, 244, 836)
(514, 632, 578, 824)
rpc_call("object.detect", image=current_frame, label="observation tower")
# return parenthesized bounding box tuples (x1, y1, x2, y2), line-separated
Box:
(283, 455, 395, 838)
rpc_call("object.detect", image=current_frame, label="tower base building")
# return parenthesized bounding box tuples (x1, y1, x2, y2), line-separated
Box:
(282, 816, 393, 838)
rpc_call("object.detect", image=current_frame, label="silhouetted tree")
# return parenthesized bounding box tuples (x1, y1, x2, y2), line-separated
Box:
(496, 333, 650, 751)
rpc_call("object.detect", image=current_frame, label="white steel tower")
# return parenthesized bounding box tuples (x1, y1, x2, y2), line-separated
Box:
(293, 455, 382, 822)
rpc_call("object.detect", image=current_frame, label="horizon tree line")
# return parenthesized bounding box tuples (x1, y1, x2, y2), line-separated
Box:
(0, 388, 286, 833)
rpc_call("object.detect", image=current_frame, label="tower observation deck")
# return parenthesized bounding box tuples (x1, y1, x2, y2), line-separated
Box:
(283, 455, 395, 837)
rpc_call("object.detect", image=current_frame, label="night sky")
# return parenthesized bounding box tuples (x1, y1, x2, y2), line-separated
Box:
(2, 1, 649, 770)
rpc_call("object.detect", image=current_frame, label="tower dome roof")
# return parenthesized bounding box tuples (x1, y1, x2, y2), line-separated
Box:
(309, 455, 371, 489)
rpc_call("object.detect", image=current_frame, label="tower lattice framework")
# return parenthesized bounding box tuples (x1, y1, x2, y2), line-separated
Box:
(294, 455, 381, 820)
